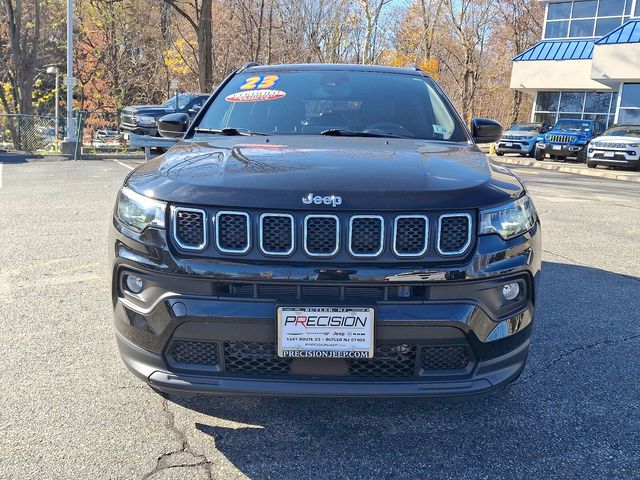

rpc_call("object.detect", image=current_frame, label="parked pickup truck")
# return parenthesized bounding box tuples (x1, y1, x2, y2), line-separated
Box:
(534, 118, 605, 162)
(119, 93, 209, 138)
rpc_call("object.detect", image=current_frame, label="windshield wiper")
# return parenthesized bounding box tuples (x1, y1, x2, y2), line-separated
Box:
(194, 127, 268, 136)
(320, 128, 409, 139)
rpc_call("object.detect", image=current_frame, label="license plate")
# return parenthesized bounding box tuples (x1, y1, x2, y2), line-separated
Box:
(604, 151, 615, 158)
(123, 133, 130, 141)
(505, 142, 513, 147)
(552, 145, 561, 150)
(277, 306, 374, 359)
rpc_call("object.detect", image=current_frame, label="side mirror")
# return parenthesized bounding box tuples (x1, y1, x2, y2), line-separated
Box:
(471, 118, 503, 143)
(157, 113, 190, 138)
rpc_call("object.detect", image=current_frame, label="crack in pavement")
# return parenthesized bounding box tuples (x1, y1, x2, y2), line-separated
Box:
(141, 396, 214, 479)
(543, 249, 640, 284)
(513, 334, 640, 385)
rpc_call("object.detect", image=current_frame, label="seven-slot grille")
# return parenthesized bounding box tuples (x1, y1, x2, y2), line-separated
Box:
(547, 134, 575, 143)
(171, 209, 473, 257)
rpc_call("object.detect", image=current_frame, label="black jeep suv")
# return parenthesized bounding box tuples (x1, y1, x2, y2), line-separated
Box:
(111, 64, 541, 398)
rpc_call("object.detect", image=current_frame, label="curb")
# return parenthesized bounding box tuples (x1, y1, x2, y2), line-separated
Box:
(492, 156, 640, 183)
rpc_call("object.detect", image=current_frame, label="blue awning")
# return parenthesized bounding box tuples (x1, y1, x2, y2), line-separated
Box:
(513, 40, 594, 61)
(595, 20, 640, 44)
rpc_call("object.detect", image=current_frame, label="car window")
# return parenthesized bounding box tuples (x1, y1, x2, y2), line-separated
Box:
(196, 71, 468, 141)
(164, 94, 193, 110)
(510, 124, 541, 132)
(554, 119, 591, 132)
(603, 126, 640, 137)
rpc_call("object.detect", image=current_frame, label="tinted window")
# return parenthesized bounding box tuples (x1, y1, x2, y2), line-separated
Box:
(545, 20, 570, 37)
(537, 92, 561, 111)
(196, 71, 467, 141)
(548, 2, 572, 19)
(598, 0, 624, 16)
(572, 0, 597, 17)
(164, 94, 194, 109)
(620, 83, 640, 107)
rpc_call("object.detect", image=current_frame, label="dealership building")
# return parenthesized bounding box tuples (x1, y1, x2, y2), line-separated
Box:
(510, 0, 640, 127)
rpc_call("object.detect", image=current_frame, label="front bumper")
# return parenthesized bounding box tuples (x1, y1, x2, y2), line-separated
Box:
(536, 143, 585, 158)
(119, 124, 158, 137)
(496, 139, 535, 154)
(588, 147, 640, 167)
(111, 219, 541, 398)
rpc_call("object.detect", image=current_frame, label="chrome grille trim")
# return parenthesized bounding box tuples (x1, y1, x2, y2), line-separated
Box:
(303, 214, 339, 257)
(393, 214, 429, 257)
(259, 213, 295, 256)
(215, 211, 251, 254)
(348, 215, 384, 258)
(171, 206, 207, 251)
(548, 134, 575, 143)
(436, 213, 472, 256)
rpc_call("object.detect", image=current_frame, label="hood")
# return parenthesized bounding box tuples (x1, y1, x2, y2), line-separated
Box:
(591, 135, 640, 144)
(122, 105, 173, 116)
(127, 136, 524, 210)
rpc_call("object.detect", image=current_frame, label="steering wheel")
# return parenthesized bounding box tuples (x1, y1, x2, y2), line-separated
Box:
(363, 122, 412, 136)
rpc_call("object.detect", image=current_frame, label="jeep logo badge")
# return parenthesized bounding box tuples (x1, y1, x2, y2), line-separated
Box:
(302, 193, 343, 207)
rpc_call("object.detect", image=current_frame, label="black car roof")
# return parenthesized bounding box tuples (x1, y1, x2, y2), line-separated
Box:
(241, 63, 426, 77)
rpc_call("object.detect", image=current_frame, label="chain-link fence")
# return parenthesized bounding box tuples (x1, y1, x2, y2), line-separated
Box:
(0, 111, 125, 153)
(0, 114, 60, 152)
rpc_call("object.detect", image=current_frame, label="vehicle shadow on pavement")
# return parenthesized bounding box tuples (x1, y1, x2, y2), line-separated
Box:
(167, 261, 640, 478)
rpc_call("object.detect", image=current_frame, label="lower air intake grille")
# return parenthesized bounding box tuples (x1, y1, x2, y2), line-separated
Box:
(438, 214, 471, 255)
(421, 345, 470, 370)
(168, 340, 219, 366)
(217, 212, 249, 253)
(173, 208, 206, 250)
(304, 216, 338, 256)
(394, 216, 428, 256)
(347, 344, 416, 377)
(224, 341, 290, 375)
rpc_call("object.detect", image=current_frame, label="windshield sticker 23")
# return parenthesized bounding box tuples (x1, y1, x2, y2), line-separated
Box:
(226, 89, 286, 103)
(433, 125, 449, 135)
(240, 75, 279, 90)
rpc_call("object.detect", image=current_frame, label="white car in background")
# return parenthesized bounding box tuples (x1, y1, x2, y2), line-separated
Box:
(587, 125, 640, 171)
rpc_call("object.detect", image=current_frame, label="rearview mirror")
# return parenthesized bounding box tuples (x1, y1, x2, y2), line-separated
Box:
(158, 113, 190, 139)
(471, 118, 502, 144)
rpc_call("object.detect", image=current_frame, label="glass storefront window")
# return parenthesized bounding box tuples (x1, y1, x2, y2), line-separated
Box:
(560, 92, 586, 112)
(618, 109, 640, 123)
(620, 83, 640, 107)
(533, 90, 616, 127)
(544, 0, 632, 39)
(536, 92, 561, 112)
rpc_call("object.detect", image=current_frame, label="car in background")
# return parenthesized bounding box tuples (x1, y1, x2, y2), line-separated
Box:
(119, 93, 209, 138)
(495, 122, 549, 157)
(92, 129, 122, 148)
(534, 118, 605, 163)
(587, 125, 640, 170)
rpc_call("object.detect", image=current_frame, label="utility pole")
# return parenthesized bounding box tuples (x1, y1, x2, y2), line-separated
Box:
(46, 67, 60, 148)
(61, 0, 77, 154)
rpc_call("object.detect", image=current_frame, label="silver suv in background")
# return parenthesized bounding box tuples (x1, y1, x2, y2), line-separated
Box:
(496, 123, 549, 157)
(587, 125, 640, 170)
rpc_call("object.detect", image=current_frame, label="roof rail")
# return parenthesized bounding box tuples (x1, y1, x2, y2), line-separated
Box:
(238, 62, 260, 72)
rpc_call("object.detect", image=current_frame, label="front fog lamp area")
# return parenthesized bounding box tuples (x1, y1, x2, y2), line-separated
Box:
(502, 282, 520, 301)
(117, 187, 166, 232)
(479, 195, 536, 240)
(125, 274, 144, 294)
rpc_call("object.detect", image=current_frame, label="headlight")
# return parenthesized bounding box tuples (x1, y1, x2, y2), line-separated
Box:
(136, 115, 156, 126)
(117, 187, 166, 232)
(628, 143, 640, 148)
(479, 195, 536, 240)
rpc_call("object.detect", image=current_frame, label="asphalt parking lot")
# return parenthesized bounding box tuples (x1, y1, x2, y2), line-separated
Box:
(1, 157, 639, 479)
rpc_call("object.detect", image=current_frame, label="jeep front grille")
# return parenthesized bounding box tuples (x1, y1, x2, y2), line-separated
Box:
(216, 211, 250, 253)
(304, 215, 339, 256)
(349, 215, 384, 257)
(260, 213, 294, 255)
(437, 214, 471, 255)
(547, 134, 575, 143)
(170, 208, 474, 258)
(172, 207, 207, 251)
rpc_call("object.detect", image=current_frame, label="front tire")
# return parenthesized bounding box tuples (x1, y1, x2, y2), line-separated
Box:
(496, 151, 504, 156)
(587, 161, 597, 169)
(534, 148, 545, 161)
(577, 148, 587, 163)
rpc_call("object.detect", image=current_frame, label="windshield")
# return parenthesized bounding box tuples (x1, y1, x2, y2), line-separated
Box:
(510, 123, 541, 132)
(554, 119, 591, 132)
(163, 94, 193, 109)
(195, 70, 467, 141)
(603, 126, 640, 138)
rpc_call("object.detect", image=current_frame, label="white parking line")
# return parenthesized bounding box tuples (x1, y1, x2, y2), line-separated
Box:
(113, 159, 134, 170)
(0, 162, 3, 188)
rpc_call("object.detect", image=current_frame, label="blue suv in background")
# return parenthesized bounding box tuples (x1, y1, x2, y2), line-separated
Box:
(496, 122, 549, 157)
(534, 118, 605, 163)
